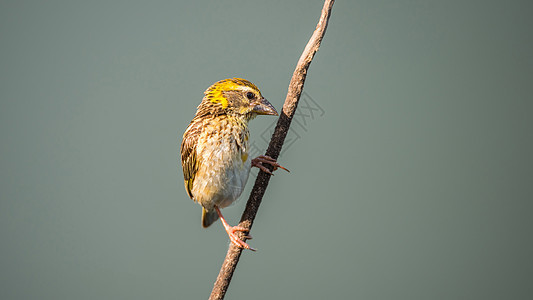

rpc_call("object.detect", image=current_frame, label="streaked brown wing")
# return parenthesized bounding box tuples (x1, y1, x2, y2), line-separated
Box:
(180, 121, 201, 199)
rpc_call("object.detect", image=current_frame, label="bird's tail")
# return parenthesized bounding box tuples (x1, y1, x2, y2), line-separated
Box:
(202, 207, 219, 228)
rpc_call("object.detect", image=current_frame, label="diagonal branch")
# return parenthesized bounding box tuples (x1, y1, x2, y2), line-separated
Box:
(208, 1, 335, 299)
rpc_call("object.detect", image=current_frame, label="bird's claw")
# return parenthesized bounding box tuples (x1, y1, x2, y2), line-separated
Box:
(216, 206, 256, 251)
(251, 155, 290, 175)
(226, 226, 256, 251)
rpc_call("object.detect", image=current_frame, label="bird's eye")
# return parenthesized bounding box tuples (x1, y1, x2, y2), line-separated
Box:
(246, 92, 255, 100)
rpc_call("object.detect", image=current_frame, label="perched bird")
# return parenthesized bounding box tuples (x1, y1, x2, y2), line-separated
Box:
(180, 78, 288, 250)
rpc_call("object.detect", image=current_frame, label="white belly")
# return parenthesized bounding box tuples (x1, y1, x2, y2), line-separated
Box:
(192, 129, 251, 209)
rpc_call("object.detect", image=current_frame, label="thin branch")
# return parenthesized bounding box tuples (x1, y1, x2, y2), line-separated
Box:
(208, 1, 335, 299)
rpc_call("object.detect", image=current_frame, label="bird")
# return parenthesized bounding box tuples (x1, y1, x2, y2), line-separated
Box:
(180, 78, 288, 251)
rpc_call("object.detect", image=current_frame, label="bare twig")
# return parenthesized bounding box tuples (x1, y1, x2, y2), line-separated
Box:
(208, 1, 335, 299)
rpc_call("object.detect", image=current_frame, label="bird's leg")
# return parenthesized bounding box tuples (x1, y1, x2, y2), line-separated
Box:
(215, 206, 256, 251)
(251, 155, 290, 175)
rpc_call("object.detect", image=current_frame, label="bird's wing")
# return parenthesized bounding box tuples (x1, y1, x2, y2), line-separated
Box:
(181, 122, 200, 200)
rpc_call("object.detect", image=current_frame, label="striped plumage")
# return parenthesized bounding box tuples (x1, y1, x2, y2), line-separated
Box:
(180, 78, 282, 250)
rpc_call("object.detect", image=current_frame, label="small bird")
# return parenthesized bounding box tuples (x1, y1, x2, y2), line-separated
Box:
(180, 78, 288, 250)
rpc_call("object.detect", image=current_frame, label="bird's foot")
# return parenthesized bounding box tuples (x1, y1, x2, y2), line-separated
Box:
(215, 206, 256, 251)
(225, 225, 256, 251)
(251, 155, 290, 175)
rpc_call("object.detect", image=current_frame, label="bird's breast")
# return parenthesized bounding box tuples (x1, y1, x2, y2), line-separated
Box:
(192, 117, 251, 209)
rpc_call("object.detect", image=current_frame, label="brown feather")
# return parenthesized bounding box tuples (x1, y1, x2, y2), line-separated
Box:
(180, 120, 201, 199)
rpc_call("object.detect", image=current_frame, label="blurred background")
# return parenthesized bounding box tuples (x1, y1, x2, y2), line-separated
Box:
(1, 0, 532, 299)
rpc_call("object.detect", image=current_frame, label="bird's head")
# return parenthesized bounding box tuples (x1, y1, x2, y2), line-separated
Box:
(196, 78, 278, 119)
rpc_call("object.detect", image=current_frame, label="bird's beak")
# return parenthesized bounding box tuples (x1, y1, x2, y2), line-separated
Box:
(251, 98, 278, 116)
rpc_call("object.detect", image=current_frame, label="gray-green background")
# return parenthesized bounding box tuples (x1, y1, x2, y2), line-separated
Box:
(1, 0, 532, 299)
